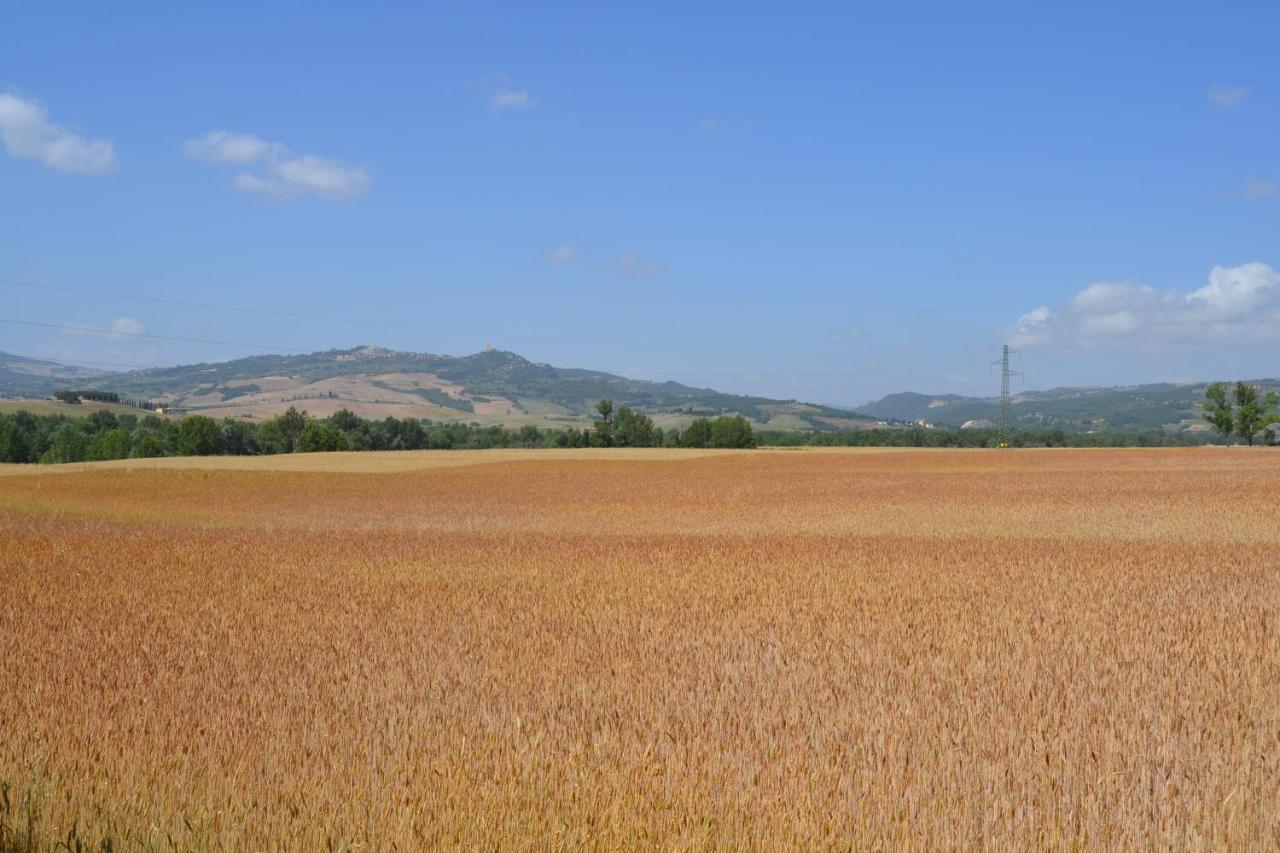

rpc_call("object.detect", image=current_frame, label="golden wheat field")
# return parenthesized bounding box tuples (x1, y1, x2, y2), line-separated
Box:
(1, 447, 1277, 849)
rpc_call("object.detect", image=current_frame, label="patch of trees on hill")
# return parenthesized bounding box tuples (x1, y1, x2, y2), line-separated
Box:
(52, 389, 158, 410)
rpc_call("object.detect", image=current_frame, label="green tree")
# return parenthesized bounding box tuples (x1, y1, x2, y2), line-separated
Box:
(517, 424, 542, 447)
(42, 423, 89, 463)
(130, 433, 166, 458)
(297, 422, 350, 453)
(220, 419, 260, 455)
(709, 414, 755, 448)
(85, 410, 119, 432)
(328, 408, 362, 433)
(177, 416, 223, 456)
(88, 428, 132, 461)
(1203, 382, 1234, 440)
(0, 418, 33, 463)
(1233, 381, 1279, 447)
(259, 406, 309, 454)
(612, 405, 659, 447)
(594, 398, 615, 447)
(682, 418, 713, 448)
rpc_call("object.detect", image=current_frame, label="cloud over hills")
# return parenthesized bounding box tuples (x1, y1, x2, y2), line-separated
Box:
(1012, 263, 1280, 349)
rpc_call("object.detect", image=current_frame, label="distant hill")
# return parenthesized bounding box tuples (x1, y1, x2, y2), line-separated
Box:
(857, 380, 1280, 433)
(0, 346, 875, 431)
(0, 351, 110, 397)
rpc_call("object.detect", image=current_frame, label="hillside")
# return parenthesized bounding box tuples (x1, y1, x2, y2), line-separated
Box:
(857, 380, 1280, 432)
(0, 351, 110, 397)
(0, 346, 873, 431)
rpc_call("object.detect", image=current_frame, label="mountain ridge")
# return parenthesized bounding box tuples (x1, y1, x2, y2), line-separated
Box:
(0, 346, 874, 431)
(2, 346, 1267, 433)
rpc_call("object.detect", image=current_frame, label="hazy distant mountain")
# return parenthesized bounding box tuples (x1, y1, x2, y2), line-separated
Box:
(0, 346, 874, 431)
(857, 380, 1280, 432)
(0, 352, 111, 397)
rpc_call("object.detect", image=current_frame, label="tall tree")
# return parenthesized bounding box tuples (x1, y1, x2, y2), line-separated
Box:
(1203, 382, 1234, 440)
(1233, 381, 1279, 447)
(594, 398, 615, 447)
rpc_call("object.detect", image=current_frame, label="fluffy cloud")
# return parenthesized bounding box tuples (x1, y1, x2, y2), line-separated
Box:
(1012, 263, 1280, 349)
(0, 92, 116, 174)
(110, 317, 146, 336)
(183, 130, 368, 200)
(181, 130, 282, 164)
(492, 89, 532, 109)
(1207, 84, 1247, 107)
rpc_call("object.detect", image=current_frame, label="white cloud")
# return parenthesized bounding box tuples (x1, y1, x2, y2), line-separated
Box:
(549, 245, 579, 265)
(63, 316, 147, 341)
(182, 129, 368, 200)
(492, 90, 532, 109)
(469, 72, 535, 110)
(110, 317, 146, 337)
(0, 92, 116, 174)
(1207, 84, 1247, 107)
(182, 130, 282, 164)
(1011, 263, 1280, 349)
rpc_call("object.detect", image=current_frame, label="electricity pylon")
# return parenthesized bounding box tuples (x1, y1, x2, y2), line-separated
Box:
(992, 344, 1021, 448)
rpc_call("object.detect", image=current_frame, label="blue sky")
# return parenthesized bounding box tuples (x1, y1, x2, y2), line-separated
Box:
(2, 2, 1278, 405)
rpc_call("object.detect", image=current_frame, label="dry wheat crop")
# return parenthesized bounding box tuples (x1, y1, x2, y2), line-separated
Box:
(1, 448, 1277, 849)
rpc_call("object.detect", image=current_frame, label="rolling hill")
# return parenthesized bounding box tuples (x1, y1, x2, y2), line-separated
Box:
(856, 380, 1280, 433)
(0, 351, 110, 397)
(0, 346, 875, 431)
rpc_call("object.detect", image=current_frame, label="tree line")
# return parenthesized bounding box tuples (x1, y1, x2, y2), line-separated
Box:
(52, 389, 159, 410)
(756, 427, 1210, 448)
(0, 400, 757, 464)
(5, 385, 1250, 465)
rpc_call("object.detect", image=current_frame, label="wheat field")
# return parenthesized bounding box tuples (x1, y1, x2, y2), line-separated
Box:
(1, 448, 1277, 849)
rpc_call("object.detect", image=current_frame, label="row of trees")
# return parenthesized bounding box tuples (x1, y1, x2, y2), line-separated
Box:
(52, 389, 158, 409)
(0, 402, 759, 464)
(1203, 381, 1279, 446)
(757, 426, 1209, 448)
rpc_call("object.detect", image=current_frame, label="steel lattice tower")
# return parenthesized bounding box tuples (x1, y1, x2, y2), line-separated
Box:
(992, 344, 1020, 447)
